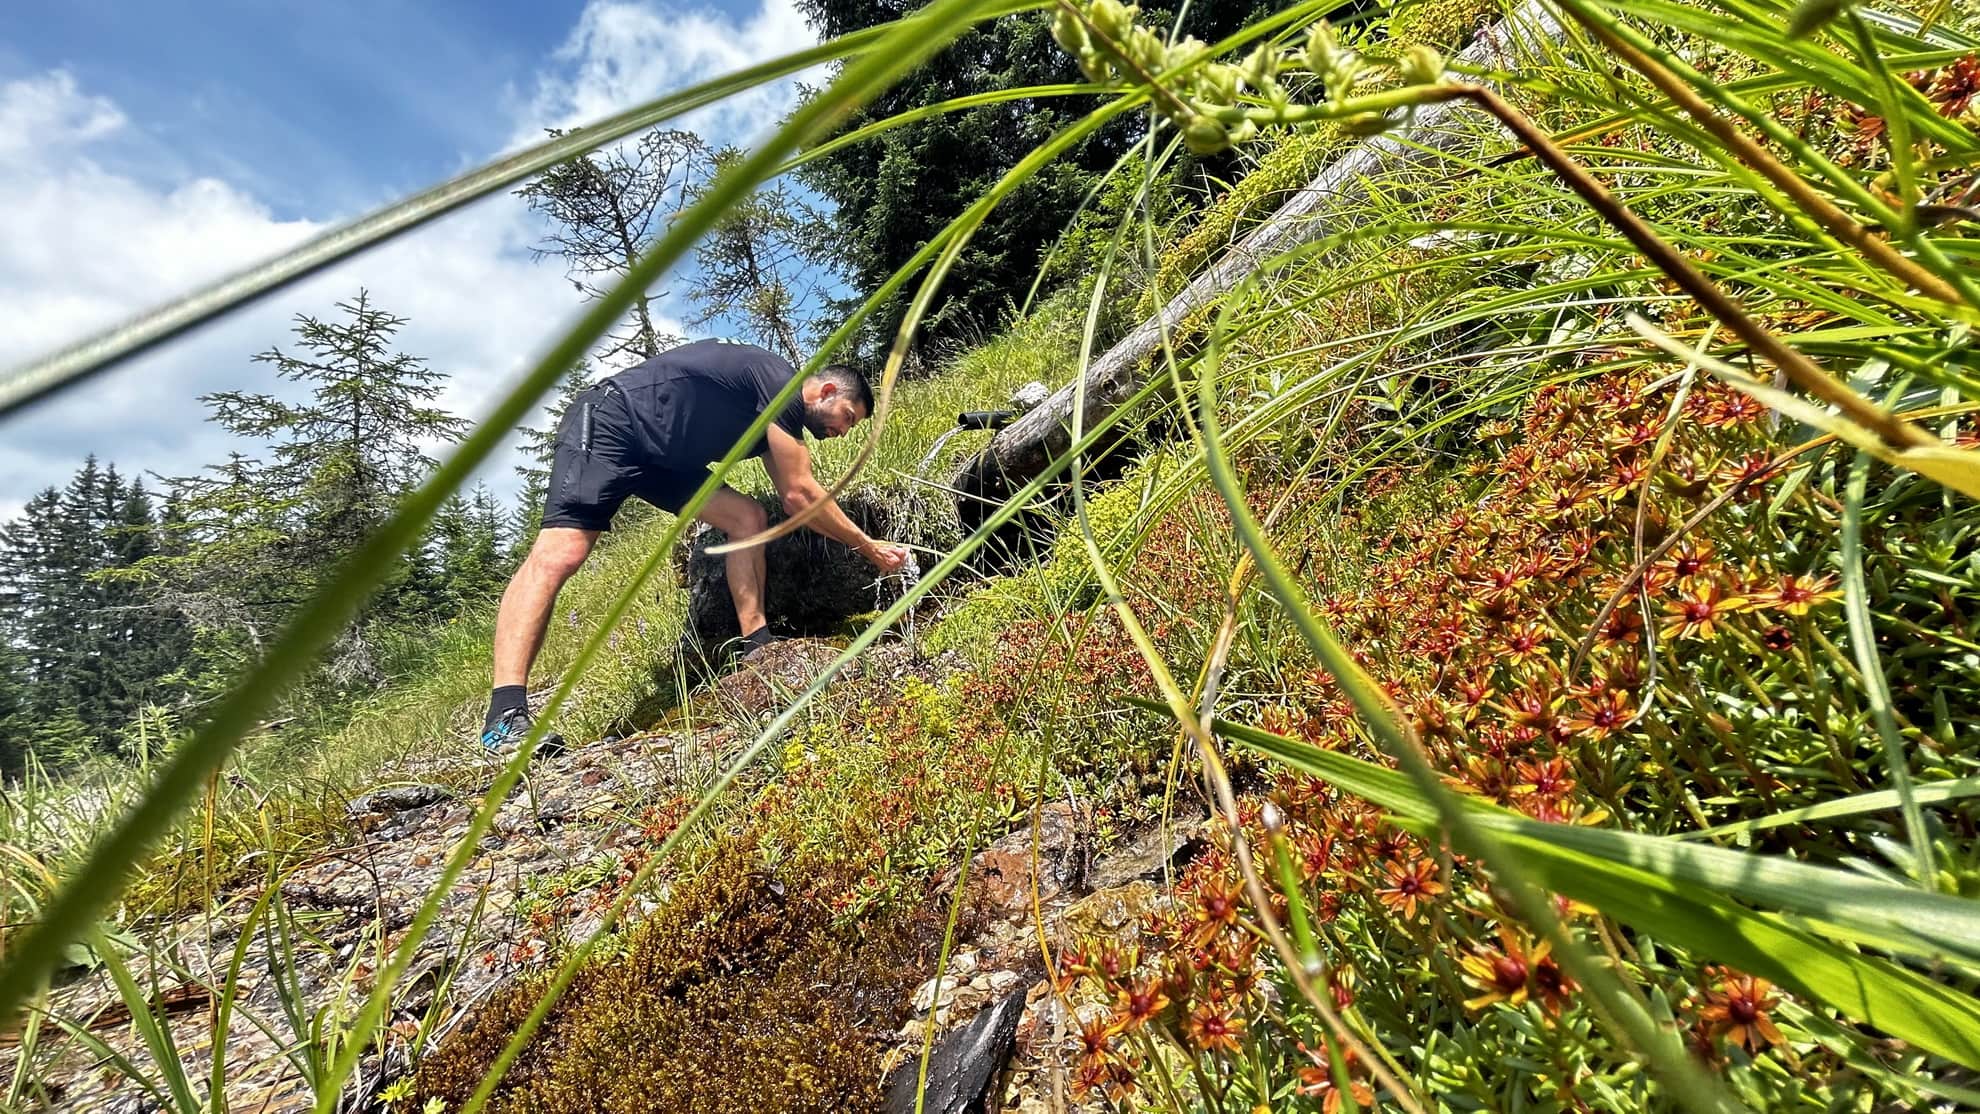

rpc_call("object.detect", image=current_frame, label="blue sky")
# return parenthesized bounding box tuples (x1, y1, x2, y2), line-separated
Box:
(0, 0, 578, 215)
(0, 0, 822, 517)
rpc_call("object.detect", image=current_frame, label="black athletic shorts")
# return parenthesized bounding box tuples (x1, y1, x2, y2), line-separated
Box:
(539, 382, 705, 530)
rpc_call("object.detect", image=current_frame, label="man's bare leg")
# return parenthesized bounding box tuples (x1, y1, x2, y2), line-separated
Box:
(493, 527, 600, 688)
(698, 487, 770, 637)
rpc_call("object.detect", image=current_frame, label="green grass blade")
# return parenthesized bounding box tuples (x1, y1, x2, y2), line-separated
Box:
(1676, 777, 1980, 841)
(210, 876, 283, 1112)
(308, 4, 1036, 1108)
(1204, 710, 1980, 965)
(91, 929, 198, 1113)
(1841, 448, 1936, 887)
(33, 1006, 171, 1108)
(456, 376, 1175, 1112)
(1190, 270, 1744, 1110)
(1492, 828, 1980, 1070)
(0, 5, 1025, 1038)
(1196, 710, 1980, 1069)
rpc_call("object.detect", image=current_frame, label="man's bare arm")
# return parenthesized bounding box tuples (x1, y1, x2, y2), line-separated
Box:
(762, 425, 909, 570)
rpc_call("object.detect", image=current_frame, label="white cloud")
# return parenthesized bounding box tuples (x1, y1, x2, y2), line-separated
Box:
(0, 0, 821, 515)
(517, 0, 820, 147)
(0, 71, 125, 159)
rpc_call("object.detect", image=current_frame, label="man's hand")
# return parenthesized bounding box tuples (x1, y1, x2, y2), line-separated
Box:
(862, 540, 912, 573)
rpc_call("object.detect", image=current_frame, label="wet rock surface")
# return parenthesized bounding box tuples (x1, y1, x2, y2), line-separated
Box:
(705, 638, 848, 720)
(682, 491, 926, 645)
(882, 989, 1030, 1114)
(882, 807, 1208, 1113)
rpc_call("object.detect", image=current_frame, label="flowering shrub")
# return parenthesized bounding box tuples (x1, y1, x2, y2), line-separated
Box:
(1048, 367, 1980, 1109)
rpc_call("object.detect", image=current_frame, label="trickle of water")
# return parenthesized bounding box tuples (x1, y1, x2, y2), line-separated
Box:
(916, 426, 970, 476)
(875, 551, 924, 648)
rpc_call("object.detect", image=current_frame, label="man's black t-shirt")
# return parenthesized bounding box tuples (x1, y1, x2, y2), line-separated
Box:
(610, 339, 806, 468)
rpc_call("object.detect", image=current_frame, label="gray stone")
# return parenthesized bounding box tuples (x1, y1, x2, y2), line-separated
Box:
(346, 783, 451, 817)
(1086, 812, 1207, 891)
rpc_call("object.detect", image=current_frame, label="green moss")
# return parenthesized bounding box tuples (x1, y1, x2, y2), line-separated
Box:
(408, 842, 932, 1113)
(925, 574, 1050, 659)
(1141, 126, 1347, 319)
(1389, 0, 1509, 51)
(927, 453, 1171, 658)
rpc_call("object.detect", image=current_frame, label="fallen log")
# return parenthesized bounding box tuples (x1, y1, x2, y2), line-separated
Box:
(953, 0, 1564, 505)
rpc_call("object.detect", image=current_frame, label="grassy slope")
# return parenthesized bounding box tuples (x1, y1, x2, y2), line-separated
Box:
(420, 8, 1980, 1111)
(21, 0, 1980, 1108)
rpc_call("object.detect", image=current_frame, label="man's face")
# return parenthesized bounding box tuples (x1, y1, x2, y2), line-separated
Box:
(803, 383, 867, 439)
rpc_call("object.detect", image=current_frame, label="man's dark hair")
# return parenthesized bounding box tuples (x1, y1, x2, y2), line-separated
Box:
(816, 363, 874, 416)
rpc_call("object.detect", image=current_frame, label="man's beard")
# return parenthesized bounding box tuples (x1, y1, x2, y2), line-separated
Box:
(802, 408, 832, 439)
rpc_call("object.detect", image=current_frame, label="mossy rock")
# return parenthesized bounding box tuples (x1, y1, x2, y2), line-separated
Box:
(682, 490, 920, 646)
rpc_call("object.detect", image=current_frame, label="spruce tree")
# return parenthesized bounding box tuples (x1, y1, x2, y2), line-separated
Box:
(147, 293, 467, 697)
(429, 484, 508, 609)
(0, 637, 29, 778)
(516, 129, 709, 366)
(98, 479, 187, 726)
(793, 1, 1268, 355)
(687, 147, 840, 365)
(196, 291, 467, 606)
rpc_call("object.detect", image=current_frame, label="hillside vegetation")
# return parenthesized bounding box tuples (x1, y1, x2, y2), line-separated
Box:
(7, 0, 1980, 1111)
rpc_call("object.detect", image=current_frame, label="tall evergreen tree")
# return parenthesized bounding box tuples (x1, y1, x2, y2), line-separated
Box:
(428, 484, 509, 609)
(0, 487, 66, 717)
(147, 293, 467, 691)
(0, 635, 30, 777)
(97, 479, 188, 726)
(516, 129, 710, 365)
(0, 459, 184, 766)
(793, 1, 1267, 356)
(687, 147, 841, 365)
(194, 292, 468, 603)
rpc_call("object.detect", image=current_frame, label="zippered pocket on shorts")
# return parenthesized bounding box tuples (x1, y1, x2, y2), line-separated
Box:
(580, 401, 594, 453)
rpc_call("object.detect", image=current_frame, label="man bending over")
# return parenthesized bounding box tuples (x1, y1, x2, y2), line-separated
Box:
(482, 339, 911, 751)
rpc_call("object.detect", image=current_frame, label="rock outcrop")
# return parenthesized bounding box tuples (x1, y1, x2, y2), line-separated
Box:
(681, 490, 929, 646)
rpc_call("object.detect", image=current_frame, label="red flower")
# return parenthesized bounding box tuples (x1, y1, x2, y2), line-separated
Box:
(1928, 54, 1980, 116)
(1596, 605, 1644, 646)
(1297, 1043, 1376, 1114)
(1512, 756, 1576, 798)
(1110, 977, 1171, 1034)
(1697, 967, 1785, 1053)
(1661, 582, 1749, 640)
(1183, 997, 1248, 1054)
(1717, 451, 1777, 499)
(1185, 876, 1243, 946)
(1759, 573, 1839, 616)
(1459, 926, 1540, 1011)
(1501, 621, 1553, 665)
(1660, 538, 1717, 585)
(1564, 686, 1633, 740)
(1376, 857, 1446, 919)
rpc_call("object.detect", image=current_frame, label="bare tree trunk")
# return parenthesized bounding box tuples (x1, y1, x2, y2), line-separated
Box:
(952, 0, 1563, 504)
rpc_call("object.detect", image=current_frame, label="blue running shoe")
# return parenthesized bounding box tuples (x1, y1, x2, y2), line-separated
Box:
(480, 706, 564, 756)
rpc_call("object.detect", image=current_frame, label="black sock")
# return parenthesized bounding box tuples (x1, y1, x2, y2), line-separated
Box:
(742, 625, 775, 650)
(486, 684, 529, 730)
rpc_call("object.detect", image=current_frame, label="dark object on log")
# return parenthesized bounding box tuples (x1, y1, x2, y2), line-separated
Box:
(950, 0, 1561, 508)
(956, 409, 1015, 430)
(683, 490, 910, 646)
(882, 988, 1030, 1114)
